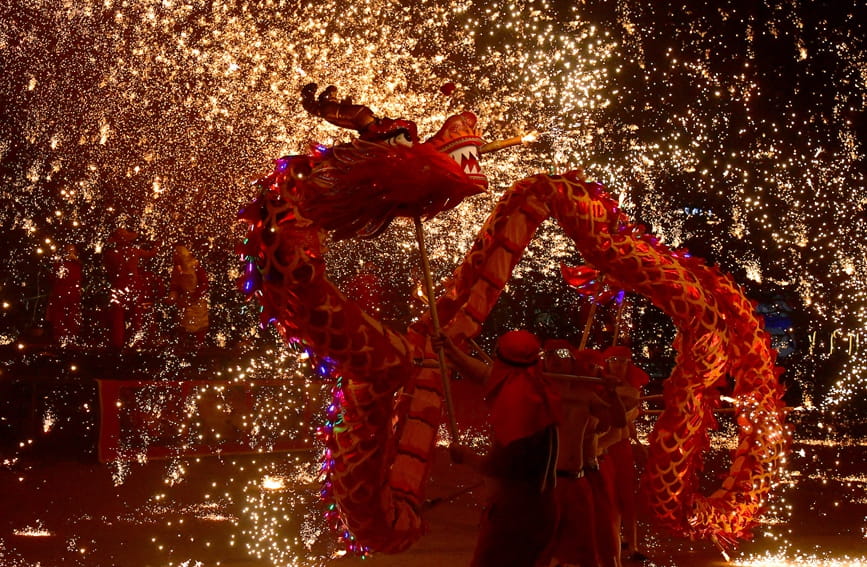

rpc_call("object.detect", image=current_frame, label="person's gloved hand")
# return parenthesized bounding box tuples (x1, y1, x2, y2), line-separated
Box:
(431, 333, 454, 354)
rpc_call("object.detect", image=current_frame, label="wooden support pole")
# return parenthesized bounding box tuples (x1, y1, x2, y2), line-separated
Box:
(578, 301, 597, 350)
(469, 338, 494, 365)
(611, 297, 626, 347)
(413, 217, 459, 443)
(541, 371, 604, 384)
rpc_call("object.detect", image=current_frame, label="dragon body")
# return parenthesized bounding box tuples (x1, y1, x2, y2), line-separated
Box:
(238, 86, 788, 553)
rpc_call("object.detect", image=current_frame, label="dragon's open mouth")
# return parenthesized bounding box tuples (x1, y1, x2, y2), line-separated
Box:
(448, 143, 484, 182)
(425, 111, 488, 190)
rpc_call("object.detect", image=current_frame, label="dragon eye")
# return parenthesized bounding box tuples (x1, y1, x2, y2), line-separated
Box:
(384, 130, 413, 147)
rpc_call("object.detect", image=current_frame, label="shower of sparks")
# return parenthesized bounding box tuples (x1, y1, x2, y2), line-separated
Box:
(1, 0, 866, 566)
(12, 525, 53, 538)
(734, 552, 867, 567)
(2, 0, 862, 414)
(240, 456, 337, 565)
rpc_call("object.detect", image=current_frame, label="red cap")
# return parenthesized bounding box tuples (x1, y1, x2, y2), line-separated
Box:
(496, 330, 541, 365)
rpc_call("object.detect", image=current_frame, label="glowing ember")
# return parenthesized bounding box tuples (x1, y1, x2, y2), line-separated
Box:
(261, 475, 286, 491)
(734, 552, 867, 567)
(12, 526, 53, 538)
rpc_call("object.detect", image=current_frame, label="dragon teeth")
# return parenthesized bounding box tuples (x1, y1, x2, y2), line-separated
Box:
(449, 145, 480, 174)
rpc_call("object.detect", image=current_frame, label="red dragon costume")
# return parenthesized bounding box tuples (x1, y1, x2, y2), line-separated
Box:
(237, 84, 789, 554)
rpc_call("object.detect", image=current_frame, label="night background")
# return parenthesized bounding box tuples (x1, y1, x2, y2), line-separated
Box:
(0, 1, 865, 566)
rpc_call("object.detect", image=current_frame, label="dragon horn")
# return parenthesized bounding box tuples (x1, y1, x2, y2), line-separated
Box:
(301, 83, 377, 133)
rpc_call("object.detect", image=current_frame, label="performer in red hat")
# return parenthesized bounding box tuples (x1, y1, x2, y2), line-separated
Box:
(435, 330, 561, 567)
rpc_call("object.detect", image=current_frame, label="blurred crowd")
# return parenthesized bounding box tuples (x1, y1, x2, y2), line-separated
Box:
(41, 227, 210, 353)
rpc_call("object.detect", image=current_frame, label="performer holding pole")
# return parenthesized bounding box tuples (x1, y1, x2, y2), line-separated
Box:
(434, 330, 561, 567)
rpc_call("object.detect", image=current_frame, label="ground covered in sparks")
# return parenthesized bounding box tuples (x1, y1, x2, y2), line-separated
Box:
(0, 418, 864, 567)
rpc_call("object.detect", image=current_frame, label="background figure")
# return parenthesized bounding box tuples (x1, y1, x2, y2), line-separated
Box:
(45, 244, 83, 346)
(167, 245, 209, 351)
(437, 330, 561, 567)
(602, 345, 650, 563)
(103, 228, 159, 350)
(543, 345, 609, 567)
(137, 257, 167, 348)
(585, 361, 629, 567)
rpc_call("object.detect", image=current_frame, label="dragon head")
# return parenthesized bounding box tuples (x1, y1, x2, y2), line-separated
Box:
(301, 83, 488, 190)
(424, 111, 487, 191)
